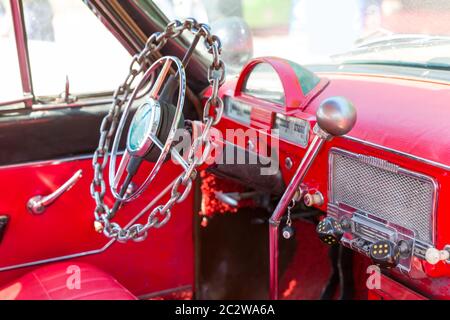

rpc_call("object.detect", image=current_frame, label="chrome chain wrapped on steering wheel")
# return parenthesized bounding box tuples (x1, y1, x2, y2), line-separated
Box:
(90, 18, 225, 243)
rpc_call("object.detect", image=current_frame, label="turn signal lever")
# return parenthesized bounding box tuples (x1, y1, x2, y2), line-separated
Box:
(269, 96, 357, 300)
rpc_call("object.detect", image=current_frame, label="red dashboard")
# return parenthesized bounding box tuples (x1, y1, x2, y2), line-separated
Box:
(204, 57, 450, 298)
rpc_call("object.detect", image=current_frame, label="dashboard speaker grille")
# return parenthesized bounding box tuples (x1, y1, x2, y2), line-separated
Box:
(330, 149, 436, 243)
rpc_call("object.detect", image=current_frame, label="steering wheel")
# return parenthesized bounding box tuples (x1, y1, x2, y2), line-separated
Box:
(90, 19, 225, 242)
(109, 56, 187, 203)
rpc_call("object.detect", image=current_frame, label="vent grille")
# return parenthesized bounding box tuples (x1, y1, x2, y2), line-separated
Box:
(330, 149, 436, 243)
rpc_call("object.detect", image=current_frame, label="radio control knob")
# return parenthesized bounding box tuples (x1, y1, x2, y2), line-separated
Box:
(425, 247, 450, 265)
(370, 240, 400, 268)
(316, 217, 343, 245)
(398, 240, 412, 258)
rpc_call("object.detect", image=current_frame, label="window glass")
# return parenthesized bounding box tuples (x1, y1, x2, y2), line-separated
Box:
(243, 63, 285, 105)
(0, 0, 24, 103)
(23, 0, 131, 97)
(155, 0, 450, 76)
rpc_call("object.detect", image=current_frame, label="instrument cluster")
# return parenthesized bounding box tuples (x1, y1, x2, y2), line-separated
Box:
(224, 97, 310, 147)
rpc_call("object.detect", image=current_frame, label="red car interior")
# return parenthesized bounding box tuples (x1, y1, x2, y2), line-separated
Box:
(205, 57, 450, 299)
(0, 158, 194, 298)
(1, 0, 450, 301)
(0, 262, 136, 300)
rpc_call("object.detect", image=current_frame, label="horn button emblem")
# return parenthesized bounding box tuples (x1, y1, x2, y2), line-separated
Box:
(127, 98, 162, 158)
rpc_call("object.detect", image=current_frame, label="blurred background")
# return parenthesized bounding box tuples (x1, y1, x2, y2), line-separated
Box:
(155, 0, 450, 64)
(0, 0, 131, 101)
(1, 0, 450, 102)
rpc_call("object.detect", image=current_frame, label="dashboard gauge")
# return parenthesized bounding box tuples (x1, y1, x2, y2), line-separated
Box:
(273, 114, 310, 147)
(224, 96, 252, 125)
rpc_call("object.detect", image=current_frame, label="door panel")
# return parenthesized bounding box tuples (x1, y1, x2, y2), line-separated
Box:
(0, 156, 194, 297)
(0, 0, 195, 298)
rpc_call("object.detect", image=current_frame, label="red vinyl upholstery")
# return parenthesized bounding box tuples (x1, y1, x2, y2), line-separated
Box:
(0, 262, 136, 300)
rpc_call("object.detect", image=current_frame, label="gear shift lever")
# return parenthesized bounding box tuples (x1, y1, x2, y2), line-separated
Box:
(268, 96, 356, 300)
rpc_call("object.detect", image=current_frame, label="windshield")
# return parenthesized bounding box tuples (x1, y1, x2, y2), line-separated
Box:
(153, 0, 450, 74)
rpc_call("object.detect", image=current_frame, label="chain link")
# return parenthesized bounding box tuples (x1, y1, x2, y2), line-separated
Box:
(90, 19, 225, 242)
(286, 199, 295, 227)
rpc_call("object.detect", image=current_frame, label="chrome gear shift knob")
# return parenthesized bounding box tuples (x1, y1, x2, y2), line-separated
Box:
(316, 96, 357, 137)
(269, 96, 357, 300)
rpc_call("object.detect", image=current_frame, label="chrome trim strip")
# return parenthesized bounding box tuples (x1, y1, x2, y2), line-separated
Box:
(31, 99, 112, 111)
(344, 135, 450, 171)
(10, 0, 34, 108)
(0, 154, 93, 169)
(0, 152, 126, 170)
(138, 285, 192, 300)
(328, 147, 438, 245)
(0, 177, 178, 272)
(0, 97, 31, 108)
(357, 154, 399, 173)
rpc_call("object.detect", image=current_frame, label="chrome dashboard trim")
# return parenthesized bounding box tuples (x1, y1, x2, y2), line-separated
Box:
(328, 147, 438, 245)
(344, 135, 450, 172)
(356, 153, 400, 173)
(273, 113, 310, 148)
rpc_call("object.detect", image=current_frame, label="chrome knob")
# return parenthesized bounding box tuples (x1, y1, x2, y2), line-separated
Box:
(316, 97, 357, 137)
(425, 247, 450, 265)
(269, 96, 357, 300)
(304, 191, 324, 207)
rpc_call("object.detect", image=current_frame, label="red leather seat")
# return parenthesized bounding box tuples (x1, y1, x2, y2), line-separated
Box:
(0, 262, 136, 300)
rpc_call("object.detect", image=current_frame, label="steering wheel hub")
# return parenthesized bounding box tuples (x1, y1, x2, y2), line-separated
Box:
(127, 99, 162, 157)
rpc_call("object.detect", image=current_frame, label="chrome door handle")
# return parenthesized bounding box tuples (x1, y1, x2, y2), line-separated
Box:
(27, 169, 83, 214)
